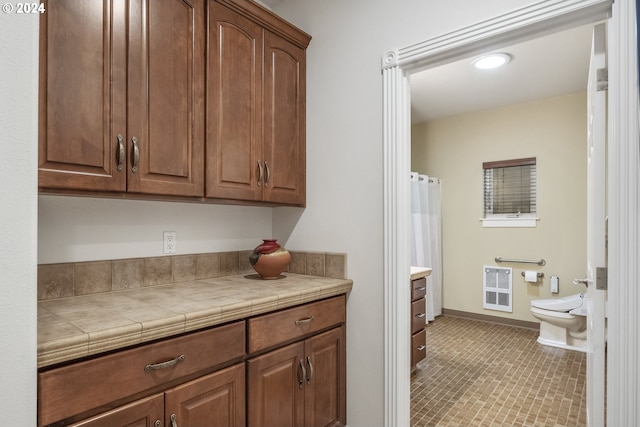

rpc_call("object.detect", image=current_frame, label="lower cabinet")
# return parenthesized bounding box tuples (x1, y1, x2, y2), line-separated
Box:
(68, 364, 245, 427)
(38, 296, 347, 427)
(247, 326, 346, 427)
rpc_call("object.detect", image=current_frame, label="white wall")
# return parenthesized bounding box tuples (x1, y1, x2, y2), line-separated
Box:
(0, 12, 38, 425)
(38, 196, 274, 263)
(271, 1, 535, 425)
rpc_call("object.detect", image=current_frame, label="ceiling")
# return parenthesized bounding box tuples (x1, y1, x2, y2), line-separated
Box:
(410, 23, 596, 123)
(256, 2, 595, 124)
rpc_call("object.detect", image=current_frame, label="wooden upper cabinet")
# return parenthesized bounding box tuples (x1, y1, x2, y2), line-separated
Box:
(206, 2, 262, 201)
(39, 0, 205, 197)
(127, 0, 204, 196)
(38, 0, 127, 192)
(262, 31, 306, 205)
(206, 0, 310, 206)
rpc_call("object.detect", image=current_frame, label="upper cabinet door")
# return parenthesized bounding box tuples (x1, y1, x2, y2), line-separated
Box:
(205, 2, 263, 201)
(126, 0, 205, 196)
(38, 0, 127, 192)
(262, 31, 306, 206)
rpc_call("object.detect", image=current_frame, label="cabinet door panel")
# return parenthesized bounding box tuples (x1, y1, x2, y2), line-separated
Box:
(304, 327, 346, 427)
(262, 31, 306, 206)
(206, 3, 262, 201)
(165, 363, 245, 427)
(38, 0, 127, 191)
(247, 342, 305, 427)
(68, 393, 163, 427)
(127, 0, 204, 196)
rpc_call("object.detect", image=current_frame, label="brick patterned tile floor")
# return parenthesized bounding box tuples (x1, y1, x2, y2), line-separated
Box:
(411, 316, 586, 427)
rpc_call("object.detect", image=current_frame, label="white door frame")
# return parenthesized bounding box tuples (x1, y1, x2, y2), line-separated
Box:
(381, 1, 640, 426)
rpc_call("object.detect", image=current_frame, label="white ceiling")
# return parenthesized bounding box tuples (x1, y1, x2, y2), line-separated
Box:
(410, 23, 596, 123)
(257, 2, 595, 124)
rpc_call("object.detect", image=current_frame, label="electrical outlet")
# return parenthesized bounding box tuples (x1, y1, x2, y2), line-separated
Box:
(163, 231, 176, 254)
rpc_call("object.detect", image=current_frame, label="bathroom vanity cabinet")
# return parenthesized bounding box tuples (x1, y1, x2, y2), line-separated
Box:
(38, 295, 346, 427)
(411, 277, 427, 368)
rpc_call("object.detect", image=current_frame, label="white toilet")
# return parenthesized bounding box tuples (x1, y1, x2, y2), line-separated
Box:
(530, 293, 587, 352)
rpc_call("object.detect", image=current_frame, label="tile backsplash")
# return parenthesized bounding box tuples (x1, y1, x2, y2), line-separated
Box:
(38, 251, 347, 301)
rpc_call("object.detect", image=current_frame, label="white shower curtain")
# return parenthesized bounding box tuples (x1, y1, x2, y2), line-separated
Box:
(410, 172, 442, 322)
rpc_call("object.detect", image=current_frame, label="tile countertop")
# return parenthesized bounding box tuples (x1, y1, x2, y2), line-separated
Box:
(411, 266, 432, 281)
(38, 273, 353, 368)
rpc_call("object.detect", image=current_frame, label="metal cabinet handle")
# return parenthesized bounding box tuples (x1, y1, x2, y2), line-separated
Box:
(264, 161, 270, 187)
(144, 354, 185, 372)
(417, 345, 426, 351)
(295, 316, 314, 326)
(131, 136, 139, 173)
(306, 356, 313, 384)
(116, 134, 124, 172)
(154, 420, 161, 427)
(416, 287, 426, 292)
(170, 413, 177, 427)
(257, 160, 263, 186)
(415, 313, 426, 318)
(298, 359, 306, 389)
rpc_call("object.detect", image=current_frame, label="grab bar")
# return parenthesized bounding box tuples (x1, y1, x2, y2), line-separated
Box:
(495, 256, 546, 266)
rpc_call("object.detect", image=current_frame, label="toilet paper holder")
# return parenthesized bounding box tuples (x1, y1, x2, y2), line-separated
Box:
(521, 271, 544, 278)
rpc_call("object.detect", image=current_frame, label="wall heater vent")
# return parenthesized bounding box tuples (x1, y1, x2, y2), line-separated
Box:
(483, 266, 512, 312)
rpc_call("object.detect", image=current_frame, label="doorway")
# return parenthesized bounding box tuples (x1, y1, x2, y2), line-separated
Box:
(381, 1, 614, 426)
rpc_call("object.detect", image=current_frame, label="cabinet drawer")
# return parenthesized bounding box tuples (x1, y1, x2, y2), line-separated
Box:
(411, 298, 426, 334)
(411, 277, 427, 301)
(248, 295, 346, 353)
(411, 329, 427, 366)
(39, 321, 245, 427)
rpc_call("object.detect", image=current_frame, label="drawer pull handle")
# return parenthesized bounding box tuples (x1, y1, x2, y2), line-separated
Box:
(295, 316, 314, 326)
(306, 356, 314, 384)
(170, 413, 178, 427)
(155, 421, 161, 427)
(298, 359, 306, 389)
(144, 354, 185, 372)
(416, 287, 426, 292)
(417, 345, 426, 351)
(415, 313, 426, 318)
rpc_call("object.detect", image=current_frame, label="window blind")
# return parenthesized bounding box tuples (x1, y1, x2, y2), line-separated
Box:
(483, 157, 536, 216)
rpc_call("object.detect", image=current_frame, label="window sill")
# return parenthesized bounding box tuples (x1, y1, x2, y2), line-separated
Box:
(480, 217, 539, 228)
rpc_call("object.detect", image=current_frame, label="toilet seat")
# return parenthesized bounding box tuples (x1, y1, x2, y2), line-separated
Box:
(530, 306, 575, 319)
(530, 293, 584, 312)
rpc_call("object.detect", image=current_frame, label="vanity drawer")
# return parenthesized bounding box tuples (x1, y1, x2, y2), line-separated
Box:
(248, 295, 346, 353)
(411, 329, 427, 366)
(412, 277, 427, 301)
(38, 321, 245, 427)
(411, 298, 426, 334)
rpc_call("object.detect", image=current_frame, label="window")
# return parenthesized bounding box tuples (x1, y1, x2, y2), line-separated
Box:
(482, 157, 537, 227)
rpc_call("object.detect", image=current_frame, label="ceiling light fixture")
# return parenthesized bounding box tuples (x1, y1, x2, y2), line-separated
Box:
(472, 52, 512, 69)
